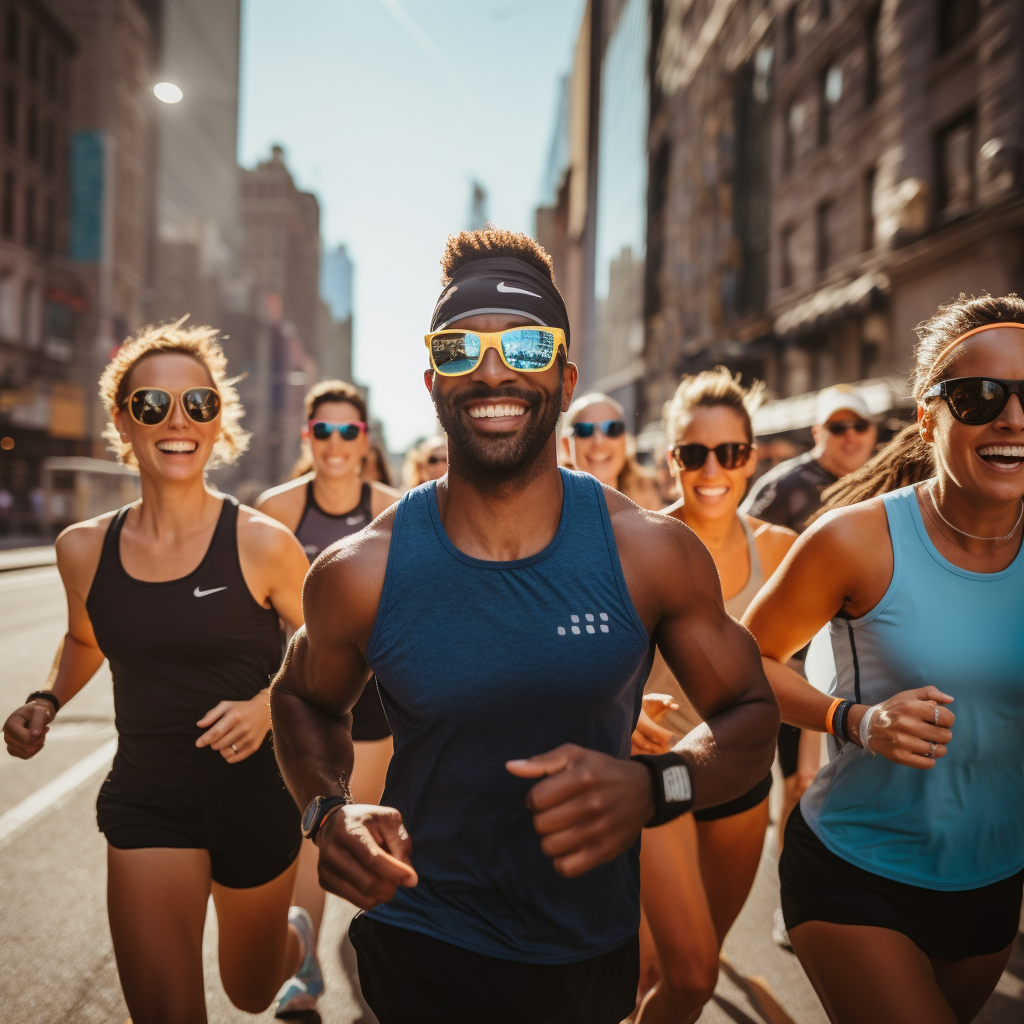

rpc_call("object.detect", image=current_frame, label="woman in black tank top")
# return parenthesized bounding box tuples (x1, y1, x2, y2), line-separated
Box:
(2, 323, 318, 1023)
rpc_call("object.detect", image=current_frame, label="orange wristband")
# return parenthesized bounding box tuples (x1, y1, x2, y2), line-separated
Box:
(825, 698, 843, 735)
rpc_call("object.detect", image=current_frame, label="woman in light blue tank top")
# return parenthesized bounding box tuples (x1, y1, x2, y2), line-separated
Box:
(744, 295, 1024, 1024)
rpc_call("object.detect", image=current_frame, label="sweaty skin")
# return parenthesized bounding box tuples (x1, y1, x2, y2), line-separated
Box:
(270, 313, 779, 910)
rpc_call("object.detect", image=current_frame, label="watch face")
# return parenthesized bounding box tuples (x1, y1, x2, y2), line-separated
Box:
(301, 797, 321, 834)
(663, 764, 692, 803)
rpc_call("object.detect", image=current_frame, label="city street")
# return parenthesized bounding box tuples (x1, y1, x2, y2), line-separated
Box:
(0, 563, 1021, 1024)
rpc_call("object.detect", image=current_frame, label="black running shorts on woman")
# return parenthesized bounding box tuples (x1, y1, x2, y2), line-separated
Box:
(88, 497, 300, 887)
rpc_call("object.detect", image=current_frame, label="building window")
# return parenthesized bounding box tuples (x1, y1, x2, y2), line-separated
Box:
(781, 226, 796, 288)
(26, 105, 37, 160)
(27, 29, 38, 78)
(24, 184, 35, 245)
(936, 111, 976, 216)
(865, 6, 881, 107)
(784, 101, 801, 171)
(45, 51, 57, 97)
(4, 88, 15, 144)
(863, 167, 876, 250)
(818, 64, 842, 146)
(43, 194, 54, 254)
(939, 0, 979, 54)
(820, 0, 831, 21)
(816, 201, 833, 273)
(2, 171, 14, 236)
(5, 11, 17, 63)
(782, 6, 797, 62)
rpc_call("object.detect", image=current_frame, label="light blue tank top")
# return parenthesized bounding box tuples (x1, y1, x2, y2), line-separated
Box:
(365, 469, 654, 962)
(802, 484, 1024, 890)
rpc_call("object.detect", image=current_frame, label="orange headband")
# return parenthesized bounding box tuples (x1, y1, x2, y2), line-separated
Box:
(933, 322, 1024, 368)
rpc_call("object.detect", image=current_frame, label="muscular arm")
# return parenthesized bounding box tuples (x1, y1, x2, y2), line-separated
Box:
(643, 515, 780, 808)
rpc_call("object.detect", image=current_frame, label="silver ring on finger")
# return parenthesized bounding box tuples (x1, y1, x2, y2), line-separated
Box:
(928, 741, 936, 758)
(933, 706, 940, 726)
(230, 743, 238, 754)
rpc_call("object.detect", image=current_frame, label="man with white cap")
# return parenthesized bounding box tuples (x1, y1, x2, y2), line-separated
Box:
(743, 384, 878, 532)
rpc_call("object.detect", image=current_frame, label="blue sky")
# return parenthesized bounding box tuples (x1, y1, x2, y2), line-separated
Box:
(238, 0, 587, 451)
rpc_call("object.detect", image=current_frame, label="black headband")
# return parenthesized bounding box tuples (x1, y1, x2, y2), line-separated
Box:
(430, 257, 571, 347)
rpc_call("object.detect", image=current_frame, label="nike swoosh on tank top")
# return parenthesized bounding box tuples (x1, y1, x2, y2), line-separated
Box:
(365, 469, 654, 963)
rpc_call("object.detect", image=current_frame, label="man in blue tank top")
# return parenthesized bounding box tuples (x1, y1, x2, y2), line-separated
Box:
(271, 229, 779, 1024)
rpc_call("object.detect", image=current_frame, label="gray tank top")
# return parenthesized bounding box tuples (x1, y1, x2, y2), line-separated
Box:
(295, 481, 373, 563)
(723, 517, 765, 618)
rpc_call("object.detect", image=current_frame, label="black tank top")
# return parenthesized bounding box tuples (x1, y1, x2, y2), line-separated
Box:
(87, 497, 283, 786)
(295, 480, 372, 563)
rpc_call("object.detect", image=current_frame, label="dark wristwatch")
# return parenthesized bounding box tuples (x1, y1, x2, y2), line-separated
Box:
(631, 752, 695, 827)
(301, 795, 348, 842)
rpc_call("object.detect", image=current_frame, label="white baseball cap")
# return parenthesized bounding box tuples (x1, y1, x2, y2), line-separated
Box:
(815, 384, 872, 424)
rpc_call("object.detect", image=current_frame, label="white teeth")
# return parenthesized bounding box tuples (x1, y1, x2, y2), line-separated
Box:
(695, 486, 729, 496)
(156, 440, 197, 453)
(978, 445, 1024, 457)
(468, 404, 526, 419)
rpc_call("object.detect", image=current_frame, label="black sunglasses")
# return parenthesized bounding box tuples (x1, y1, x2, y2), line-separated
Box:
(671, 442, 753, 471)
(572, 420, 626, 439)
(122, 387, 221, 426)
(924, 377, 1024, 425)
(825, 420, 872, 436)
(426, 453, 447, 465)
(310, 420, 366, 441)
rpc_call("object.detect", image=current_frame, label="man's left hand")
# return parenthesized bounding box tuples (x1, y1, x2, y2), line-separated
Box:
(506, 744, 654, 878)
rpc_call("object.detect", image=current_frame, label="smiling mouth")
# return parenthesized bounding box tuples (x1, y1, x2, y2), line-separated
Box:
(977, 444, 1024, 469)
(155, 439, 198, 454)
(467, 403, 527, 419)
(694, 485, 730, 497)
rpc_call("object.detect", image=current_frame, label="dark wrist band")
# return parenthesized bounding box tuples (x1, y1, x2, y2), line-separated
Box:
(27, 691, 59, 714)
(303, 795, 348, 843)
(832, 700, 854, 743)
(631, 752, 695, 827)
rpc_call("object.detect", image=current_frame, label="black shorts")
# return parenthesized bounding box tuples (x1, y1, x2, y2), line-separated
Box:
(349, 914, 638, 1024)
(777, 723, 801, 778)
(97, 744, 301, 889)
(351, 676, 391, 742)
(694, 771, 772, 822)
(780, 803, 1024, 961)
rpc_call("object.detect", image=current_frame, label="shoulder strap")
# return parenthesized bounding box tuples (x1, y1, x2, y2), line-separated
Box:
(359, 482, 373, 516)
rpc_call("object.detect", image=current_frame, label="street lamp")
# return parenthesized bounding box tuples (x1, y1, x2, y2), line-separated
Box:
(153, 82, 183, 104)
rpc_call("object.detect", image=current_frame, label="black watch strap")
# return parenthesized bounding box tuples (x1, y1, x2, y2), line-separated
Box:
(27, 691, 60, 714)
(631, 752, 695, 827)
(303, 795, 348, 842)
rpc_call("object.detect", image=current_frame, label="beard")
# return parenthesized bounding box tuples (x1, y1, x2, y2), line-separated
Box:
(432, 364, 564, 488)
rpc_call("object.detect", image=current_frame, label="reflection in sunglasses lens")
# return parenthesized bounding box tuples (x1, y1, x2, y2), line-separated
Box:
(950, 380, 1003, 423)
(184, 388, 220, 423)
(502, 329, 555, 370)
(131, 389, 172, 424)
(432, 332, 481, 374)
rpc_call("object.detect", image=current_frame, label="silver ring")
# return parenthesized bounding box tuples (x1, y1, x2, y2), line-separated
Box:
(933, 706, 940, 726)
(230, 743, 238, 754)
(928, 741, 936, 758)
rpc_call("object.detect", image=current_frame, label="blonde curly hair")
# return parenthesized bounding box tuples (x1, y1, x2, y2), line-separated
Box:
(98, 318, 249, 468)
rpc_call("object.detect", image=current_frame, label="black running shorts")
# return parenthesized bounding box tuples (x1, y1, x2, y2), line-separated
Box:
(97, 744, 301, 889)
(349, 914, 639, 1024)
(777, 723, 801, 778)
(351, 676, 391, 742)
(694, 771, 772, 822)
(780, 803, 1024, 961)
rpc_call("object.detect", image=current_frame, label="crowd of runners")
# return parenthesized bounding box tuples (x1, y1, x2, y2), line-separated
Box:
(3, 228, 1022, 1024)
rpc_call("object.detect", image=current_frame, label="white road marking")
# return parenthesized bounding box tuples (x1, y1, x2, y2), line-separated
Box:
(0, 567, 60, 590)
(0, 738, 116, 845)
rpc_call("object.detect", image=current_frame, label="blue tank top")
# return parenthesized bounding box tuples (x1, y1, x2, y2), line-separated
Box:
(802, 484, 1024, 890)
(365, 469, 653, 962)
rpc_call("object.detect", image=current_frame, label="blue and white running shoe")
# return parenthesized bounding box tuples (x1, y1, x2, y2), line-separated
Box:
(274, 906, 324, 1018)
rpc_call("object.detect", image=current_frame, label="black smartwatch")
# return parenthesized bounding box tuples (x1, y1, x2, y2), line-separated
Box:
(631, 752, 695, 827)
(301, 795, 348, 842)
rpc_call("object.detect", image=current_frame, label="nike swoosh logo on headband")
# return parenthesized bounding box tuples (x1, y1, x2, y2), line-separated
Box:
(496, 281, 542, 298)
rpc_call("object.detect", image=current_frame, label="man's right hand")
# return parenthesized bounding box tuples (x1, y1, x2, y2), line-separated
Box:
(315, 803, 418, 910)
(3, 701, 54, 759)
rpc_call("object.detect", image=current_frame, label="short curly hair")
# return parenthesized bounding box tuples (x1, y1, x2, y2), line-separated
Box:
(98, 318, 249, 468)
(441, 228, 554, 285)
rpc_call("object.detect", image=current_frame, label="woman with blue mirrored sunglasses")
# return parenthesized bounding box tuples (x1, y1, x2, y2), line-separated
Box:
(571, 419, 626, 439)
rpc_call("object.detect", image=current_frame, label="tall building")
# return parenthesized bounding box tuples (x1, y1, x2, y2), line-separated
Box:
(320, 243, 352, 322)
(318, 244, 353, 383)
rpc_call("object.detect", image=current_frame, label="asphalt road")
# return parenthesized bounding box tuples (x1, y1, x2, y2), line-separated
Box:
(0, 565, 1020, 1023)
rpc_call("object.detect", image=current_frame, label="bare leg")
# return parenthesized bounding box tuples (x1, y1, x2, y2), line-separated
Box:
(790, 920, 973, 1024)
(350, 736, 393, 805)
(932, 945, 1015, 1023)
(292, 838, 326, 937)
(211, 857, 302, 1013)
(106, 845, 212, 1024)
(697, 797, 770, 941)
(635, 814, 719, 1024)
